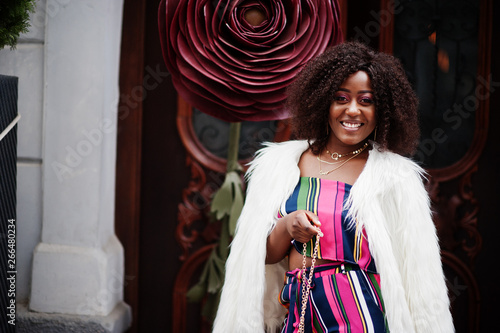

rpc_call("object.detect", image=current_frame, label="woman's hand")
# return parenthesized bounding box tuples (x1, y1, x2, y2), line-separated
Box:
(266, 210, 321, 264)
(283, 210, 322, 243)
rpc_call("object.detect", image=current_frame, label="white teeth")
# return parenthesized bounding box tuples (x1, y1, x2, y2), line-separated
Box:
(342, 122, 361, 128)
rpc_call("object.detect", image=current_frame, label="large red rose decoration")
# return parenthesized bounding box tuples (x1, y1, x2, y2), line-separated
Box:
(158, 0, 343, 122)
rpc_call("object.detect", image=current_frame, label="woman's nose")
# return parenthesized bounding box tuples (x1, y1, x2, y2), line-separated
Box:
(345, 101, 360, 116)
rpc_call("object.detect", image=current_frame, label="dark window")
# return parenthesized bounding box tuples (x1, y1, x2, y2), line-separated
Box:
(394, 0, 479, 168)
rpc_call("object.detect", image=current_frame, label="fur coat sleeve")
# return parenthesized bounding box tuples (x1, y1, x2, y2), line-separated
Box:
(346, 144, 454, 333)
(213, 140, 309, 333)
(213, 140, 454, 333)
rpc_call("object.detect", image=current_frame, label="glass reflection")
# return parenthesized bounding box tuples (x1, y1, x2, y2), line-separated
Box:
(393, 0, 479, 168)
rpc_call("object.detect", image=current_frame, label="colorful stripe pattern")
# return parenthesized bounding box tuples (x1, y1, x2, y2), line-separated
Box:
(278, 177, 387, 332)
(278, 177, 377, 273)
(279, 264, 388, 333)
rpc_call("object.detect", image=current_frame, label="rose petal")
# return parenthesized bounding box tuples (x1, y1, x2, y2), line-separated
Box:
(159, 0, 343, 122)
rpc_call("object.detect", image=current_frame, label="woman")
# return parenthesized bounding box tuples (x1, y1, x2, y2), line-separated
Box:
(213, 42, 454, 333)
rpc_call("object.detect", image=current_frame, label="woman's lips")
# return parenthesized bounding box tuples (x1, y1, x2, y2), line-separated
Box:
(340, 121, 363, 130)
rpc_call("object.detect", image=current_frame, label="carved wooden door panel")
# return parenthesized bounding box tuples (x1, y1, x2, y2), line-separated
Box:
(380, 0, 494, 331)
(172, 97, 290, 332)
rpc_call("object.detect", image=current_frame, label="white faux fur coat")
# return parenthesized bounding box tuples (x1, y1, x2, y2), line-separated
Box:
(213, 140, 454, 333)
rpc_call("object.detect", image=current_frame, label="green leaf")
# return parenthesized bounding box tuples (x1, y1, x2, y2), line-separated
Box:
(201, 291, 221, 321)
(229, 180, 244, 236)
(207, 251, 225, 293)
(210, 173, 234, 220)
(207, 264, 222, 293)
(226, 159, 243, 173)
(210, 171, 243, 220)
(192, 122, 248, 322)
(218, 216, 230, 259)
(186, 283, 207, 303)
(0, 0, 36, 49)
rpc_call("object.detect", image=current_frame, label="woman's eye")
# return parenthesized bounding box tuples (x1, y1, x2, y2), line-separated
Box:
(335, 95, 348, 102)
(359, 97, 374, 104)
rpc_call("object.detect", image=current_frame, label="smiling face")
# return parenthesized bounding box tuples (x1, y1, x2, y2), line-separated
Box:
(328, 71, 377, 150)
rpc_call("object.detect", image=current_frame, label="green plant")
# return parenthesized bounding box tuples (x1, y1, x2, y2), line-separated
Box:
(0, 0, 36, 49)
(186, 122, 244, 321)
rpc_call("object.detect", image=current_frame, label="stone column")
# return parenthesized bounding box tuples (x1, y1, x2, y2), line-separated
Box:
(27, 1, 130, 332)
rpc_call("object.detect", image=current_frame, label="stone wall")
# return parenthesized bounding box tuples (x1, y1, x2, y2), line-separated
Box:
(0, 1, 131, 331)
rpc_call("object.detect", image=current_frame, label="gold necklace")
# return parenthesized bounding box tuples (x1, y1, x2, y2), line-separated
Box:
(316, 156, 344, 165)
(318, 143, 368, 175)
(326, 142, 369, 161)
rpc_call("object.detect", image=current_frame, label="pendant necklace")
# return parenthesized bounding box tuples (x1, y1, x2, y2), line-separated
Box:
(318, 142, 368, 175)
(326, 142, 368, 161)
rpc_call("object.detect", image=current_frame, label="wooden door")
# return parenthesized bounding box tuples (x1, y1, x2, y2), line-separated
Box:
(116, 0, 500, 332)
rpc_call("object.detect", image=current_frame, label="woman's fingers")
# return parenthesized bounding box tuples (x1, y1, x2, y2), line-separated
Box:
(287, 210, 322, 242)
(303, 210, 321, 228)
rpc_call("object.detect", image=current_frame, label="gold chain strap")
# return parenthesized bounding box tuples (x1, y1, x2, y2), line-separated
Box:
(298, 232, 322, 333)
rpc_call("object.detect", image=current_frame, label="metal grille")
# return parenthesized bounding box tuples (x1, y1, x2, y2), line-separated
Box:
(0, 74, 18, 332)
